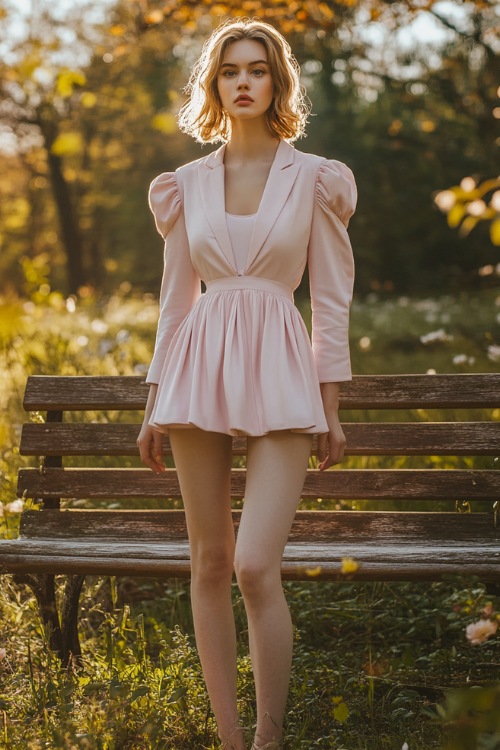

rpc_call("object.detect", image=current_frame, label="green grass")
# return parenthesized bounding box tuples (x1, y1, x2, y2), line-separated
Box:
(1, 574, 499, 748)
(0, 284, 499, 748)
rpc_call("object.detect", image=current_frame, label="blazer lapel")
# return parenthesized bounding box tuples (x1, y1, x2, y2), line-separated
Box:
(198, 143, 235, 270)
(246, 140, 300, 272)
(197, 139, 301, 274)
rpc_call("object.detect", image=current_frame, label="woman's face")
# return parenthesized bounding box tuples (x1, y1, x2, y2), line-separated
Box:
(217, 39, 274, 122)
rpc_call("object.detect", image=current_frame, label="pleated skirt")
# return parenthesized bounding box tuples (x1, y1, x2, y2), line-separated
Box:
(149, 276, 329, 437)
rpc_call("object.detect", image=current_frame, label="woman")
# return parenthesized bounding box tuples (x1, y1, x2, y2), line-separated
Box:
(137, 18, 356, 750)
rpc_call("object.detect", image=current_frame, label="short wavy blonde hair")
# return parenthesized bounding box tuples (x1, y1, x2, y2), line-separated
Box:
(177, 18, 311, 144)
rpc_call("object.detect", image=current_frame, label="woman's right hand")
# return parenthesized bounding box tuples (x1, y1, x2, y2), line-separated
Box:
(137, 424, 165, 472)
(137, 384, 165, 472)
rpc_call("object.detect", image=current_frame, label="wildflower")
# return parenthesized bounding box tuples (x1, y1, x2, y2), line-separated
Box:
(358, 336, 371, 350)
(305, 566, 322, 578)
(420, 328, 454, 345)
(402, 743, 409, 750)
(0, 648, 6, 661)
(341, 557, 359, 574)
(5, 499, 23, 514)
(465, 619, 498, 645)
(452, 354, 467, 365)
(487, 345, 500, 363)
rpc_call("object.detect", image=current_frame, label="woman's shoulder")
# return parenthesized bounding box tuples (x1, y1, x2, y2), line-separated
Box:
(293, 144, 355, 179)
(293, 146, 357, 225)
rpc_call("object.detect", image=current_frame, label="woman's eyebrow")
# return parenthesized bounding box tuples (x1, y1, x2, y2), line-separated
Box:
(220, 60, 269, 68)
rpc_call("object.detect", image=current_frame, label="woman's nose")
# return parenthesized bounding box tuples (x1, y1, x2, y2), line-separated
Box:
(237, 73, 250, 87)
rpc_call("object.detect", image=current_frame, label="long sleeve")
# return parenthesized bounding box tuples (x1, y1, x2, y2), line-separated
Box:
(308, 159, 357, 383)
(146, 172, 201, 385)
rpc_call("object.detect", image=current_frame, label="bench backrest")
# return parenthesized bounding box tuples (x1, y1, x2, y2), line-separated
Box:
(18, 373, 499, 508)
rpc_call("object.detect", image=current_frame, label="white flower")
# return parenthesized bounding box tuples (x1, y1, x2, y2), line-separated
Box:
(465, 619, 498, 645)
(402, 743, 409, 750)
(453, 354, 467, 365)
(5, 499, 24, 514)
(420, 328, 454, 345)
(487, 345, 500, 363)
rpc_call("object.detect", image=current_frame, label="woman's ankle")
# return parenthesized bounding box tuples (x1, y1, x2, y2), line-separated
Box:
(219, 724, 246, 750)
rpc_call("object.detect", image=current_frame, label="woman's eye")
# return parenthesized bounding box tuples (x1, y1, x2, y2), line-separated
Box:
(252, 69, 265, 76)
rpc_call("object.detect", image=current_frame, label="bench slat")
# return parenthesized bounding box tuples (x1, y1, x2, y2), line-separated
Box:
(1, 538, 498, 581)
(17, 468, 500, 500)
(16, 509, 499, 541)
(23, 373, 500, 410)
(20, 421, 500, 456)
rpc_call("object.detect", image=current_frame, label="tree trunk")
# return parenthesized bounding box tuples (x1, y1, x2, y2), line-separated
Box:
(38, 114, 87, 294)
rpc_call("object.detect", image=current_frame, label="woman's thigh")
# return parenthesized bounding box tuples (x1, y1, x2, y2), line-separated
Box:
(235, 431, 313, 570)
(168, 428, 234, 564)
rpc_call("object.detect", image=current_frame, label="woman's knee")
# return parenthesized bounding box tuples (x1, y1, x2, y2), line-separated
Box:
(234, 553, 280, 601)
(191, 544, 234, 586)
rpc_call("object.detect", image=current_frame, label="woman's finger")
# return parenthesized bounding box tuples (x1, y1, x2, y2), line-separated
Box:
(152, 429, 165, 471)
(317, 432, 328, 463)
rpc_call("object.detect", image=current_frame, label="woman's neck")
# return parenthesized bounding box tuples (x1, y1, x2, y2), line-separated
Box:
(225, 120, 280, 164)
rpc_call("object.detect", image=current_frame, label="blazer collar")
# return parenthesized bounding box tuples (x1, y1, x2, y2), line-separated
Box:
(198, 140, 301, 273)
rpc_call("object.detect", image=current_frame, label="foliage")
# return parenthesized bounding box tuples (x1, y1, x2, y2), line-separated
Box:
(435, 176, 500, 247)
(0, 572, 499, 748)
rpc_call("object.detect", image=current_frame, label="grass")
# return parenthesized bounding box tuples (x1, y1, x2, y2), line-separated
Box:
(0, 281, 499, 748)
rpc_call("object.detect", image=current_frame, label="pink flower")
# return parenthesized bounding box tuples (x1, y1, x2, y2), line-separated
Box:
(466, 619, 498, 645)
(482, 603, 494, 618)
(0, 648, 6, 661)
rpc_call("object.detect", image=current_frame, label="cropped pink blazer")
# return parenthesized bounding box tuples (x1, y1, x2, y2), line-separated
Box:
(147, 138, 357, 386)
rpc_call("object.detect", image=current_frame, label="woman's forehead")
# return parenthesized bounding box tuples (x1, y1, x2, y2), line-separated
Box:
(222, 38, 268, 65)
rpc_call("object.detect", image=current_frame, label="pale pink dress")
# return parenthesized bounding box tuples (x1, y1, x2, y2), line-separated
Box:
(146, 140, 357, 437)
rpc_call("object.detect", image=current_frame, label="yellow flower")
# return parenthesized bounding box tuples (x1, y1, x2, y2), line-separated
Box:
(305, 566, 322, 578)
(341, 557, 359, 574)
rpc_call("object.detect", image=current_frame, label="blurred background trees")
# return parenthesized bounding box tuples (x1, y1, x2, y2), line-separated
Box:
(0, 0, 498, 297)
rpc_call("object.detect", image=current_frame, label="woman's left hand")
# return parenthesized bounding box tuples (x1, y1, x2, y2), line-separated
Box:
(317, 382, 346, 470)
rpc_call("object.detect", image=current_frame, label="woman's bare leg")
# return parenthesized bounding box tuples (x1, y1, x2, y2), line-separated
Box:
(234, 431, 313, 748)
(169, 428, 245, 750)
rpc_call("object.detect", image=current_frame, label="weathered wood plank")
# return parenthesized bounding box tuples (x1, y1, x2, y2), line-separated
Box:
(23, 373, 500, 411)
(1, 537, 499, 580)
(16, 509, 500, 542)
(20, 421, 500, 457)
(17, 468, 500, 500)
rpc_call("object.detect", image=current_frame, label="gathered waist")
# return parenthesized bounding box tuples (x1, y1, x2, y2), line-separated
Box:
(205, 276, 293, 301)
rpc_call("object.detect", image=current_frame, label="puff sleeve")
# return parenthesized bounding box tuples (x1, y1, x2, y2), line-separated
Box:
(146, 172, 201, 384)
(308, 159, 357, 383)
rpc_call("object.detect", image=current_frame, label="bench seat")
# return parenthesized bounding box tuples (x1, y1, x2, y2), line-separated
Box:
(2, 509, 499, 581)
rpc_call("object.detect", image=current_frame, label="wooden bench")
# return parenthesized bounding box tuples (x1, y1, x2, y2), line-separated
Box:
(1, 373, 499, 665)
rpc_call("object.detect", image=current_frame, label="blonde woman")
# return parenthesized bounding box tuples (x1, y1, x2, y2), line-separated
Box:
(137, 18, 357, 750)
